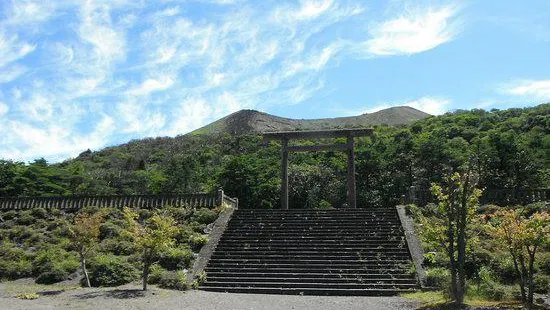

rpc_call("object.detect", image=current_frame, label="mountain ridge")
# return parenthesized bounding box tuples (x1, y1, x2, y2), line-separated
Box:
(190, 106, 431, 136)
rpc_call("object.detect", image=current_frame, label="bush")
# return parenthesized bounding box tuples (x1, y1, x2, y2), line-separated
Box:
(99, 238, 138, 256)
(88, 254, 139, 287)
(490, 257, 518, 284)
(536, 252, 550, 274)
(316, 200, 333, 209)
(32, 247, 79, 284)
(0, 243, 33, 280)
(192, 208, 218, 225)
(158, 246, 194, 270)
(147, 264, 165, 285)
(533, 274, 549, 294)
(17, 211, 35, 225)
(175, 226, 194, 244)
(188, 234, 208, 251)
(99, 221, 123, 239)
(167, 207, 192, 222)
(426, 267, 450, 290)
(469, 266, 508, 301)
(158, 270, 187, 290)
(259, 200, 272, 209)
(2, 210, 17, 221)
(35, 266, 70, 284)
(30, 207, 48, 219)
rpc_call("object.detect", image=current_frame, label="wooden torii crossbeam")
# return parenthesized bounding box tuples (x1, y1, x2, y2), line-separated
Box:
(263, 128, 374, 209)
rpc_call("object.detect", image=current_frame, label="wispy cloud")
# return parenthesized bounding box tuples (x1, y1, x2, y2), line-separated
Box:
(500, 79, 550, 100)
(0, 1, 466, 162)
(359, 4, 462, 56)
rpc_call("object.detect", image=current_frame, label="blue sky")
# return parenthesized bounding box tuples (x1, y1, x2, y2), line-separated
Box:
(0, 0, 549, 162)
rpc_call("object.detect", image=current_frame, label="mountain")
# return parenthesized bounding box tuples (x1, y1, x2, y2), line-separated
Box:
(191, 106, 431, 135)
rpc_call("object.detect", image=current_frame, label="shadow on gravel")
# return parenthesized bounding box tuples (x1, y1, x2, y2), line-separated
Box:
(75, 289, 146, 300)
(37, 290, 65, 296)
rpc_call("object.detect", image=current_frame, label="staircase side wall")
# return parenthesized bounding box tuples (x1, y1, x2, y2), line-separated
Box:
(396, 205, 427, 288)
(187, 206, 235, 286)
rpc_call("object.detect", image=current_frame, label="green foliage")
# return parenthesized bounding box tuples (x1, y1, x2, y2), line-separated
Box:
(426, 267, 451, 290)
(146, 263, 165, 285)
(188, 234, 208, 251)
(32, 247, 79, 284)
(0, 241, 33, 280)
(158, 246, 194, 270)
(191, 208, 218, 225)
(158, 270, 187, 290)
(468, 267, 509, 301)
(87, 254, 139, 287)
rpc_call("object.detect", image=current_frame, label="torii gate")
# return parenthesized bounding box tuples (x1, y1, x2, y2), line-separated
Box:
(263, 128, 374, 209)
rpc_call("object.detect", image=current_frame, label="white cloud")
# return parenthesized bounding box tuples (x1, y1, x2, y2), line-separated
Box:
(127, 76, 175, 96)
(117, 101, 167, 135)
(361, 5, 462, 56)
(0, 102, 9, 116)
(365, 96, 451, 115)
(168, 97, 213, 135)
(0, 65, 27, 84)
(501, 79, 550, 100)
(0, 30, 36, 68)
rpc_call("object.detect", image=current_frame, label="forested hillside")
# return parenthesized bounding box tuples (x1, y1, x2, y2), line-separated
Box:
(1, 104, 548, 209)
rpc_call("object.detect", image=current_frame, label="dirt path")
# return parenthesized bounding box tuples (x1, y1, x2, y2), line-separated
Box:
(0, 281, 420, 310)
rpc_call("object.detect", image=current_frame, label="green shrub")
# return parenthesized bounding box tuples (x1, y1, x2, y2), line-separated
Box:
(490, 257, 518, 284)
(536, 252, 550, 274)
(188, 234, 208, 251)
(35, 266, 71, 284)
(2, 210, 17, 221)
(158, 246, 194, 270)
(469, 266, 507, 301)
(100, 238, 138, 256)
(32, 247, 79, 281)
(533, 274, 549, 294)
(99, 221, 123, 239)
(192, 208, 217, 225)
(259, 200, 272, 209)
(17, 211, 35, 225)
(167, 207, 192, 222)
(315, 200, 333, 209)
(175, 226, 194, 244)
(88, 254, 139, 287)
(189, 222, 206, 233)
(30, 207, 48, 219)
(425, 267, 450, 290)
(158, 270, 187, 290)
(147, 263, 165, 285)
(0, 243, 33, 280)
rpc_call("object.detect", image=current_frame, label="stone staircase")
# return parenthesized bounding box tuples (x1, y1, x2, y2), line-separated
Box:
(200, 208, 418, 295)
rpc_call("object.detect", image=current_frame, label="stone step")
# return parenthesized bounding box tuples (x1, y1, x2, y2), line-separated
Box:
(214, 246, 408, 252)
(205, 272, 415, 279)
(202, 281, 417, 289)
(206, 262, 411, 269)
(210, 254, 411, 260)
(206, 276, 417, 284)
(200, 286, 415, 296)
(204, 267, 413, 274)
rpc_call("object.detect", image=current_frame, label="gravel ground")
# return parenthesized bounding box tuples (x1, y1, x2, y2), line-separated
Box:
(0, 281, 420, 310)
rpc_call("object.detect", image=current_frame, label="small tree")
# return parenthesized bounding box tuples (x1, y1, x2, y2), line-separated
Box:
(486, 209, 549, 304)
(69, 210, 105, 287)
(124, 207, 178, 291)
(430, 171, 481, 304)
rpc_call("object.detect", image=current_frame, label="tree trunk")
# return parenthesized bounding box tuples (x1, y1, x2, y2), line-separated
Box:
(527, 248, 536, 304)
(142, 261, 150, 291)
(511, 251, 526, 302)
(448, 209, 457, 301)
(456, 174, 470, 304)
(519, 252, 529, 302)
(80, 252, 91, 288)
